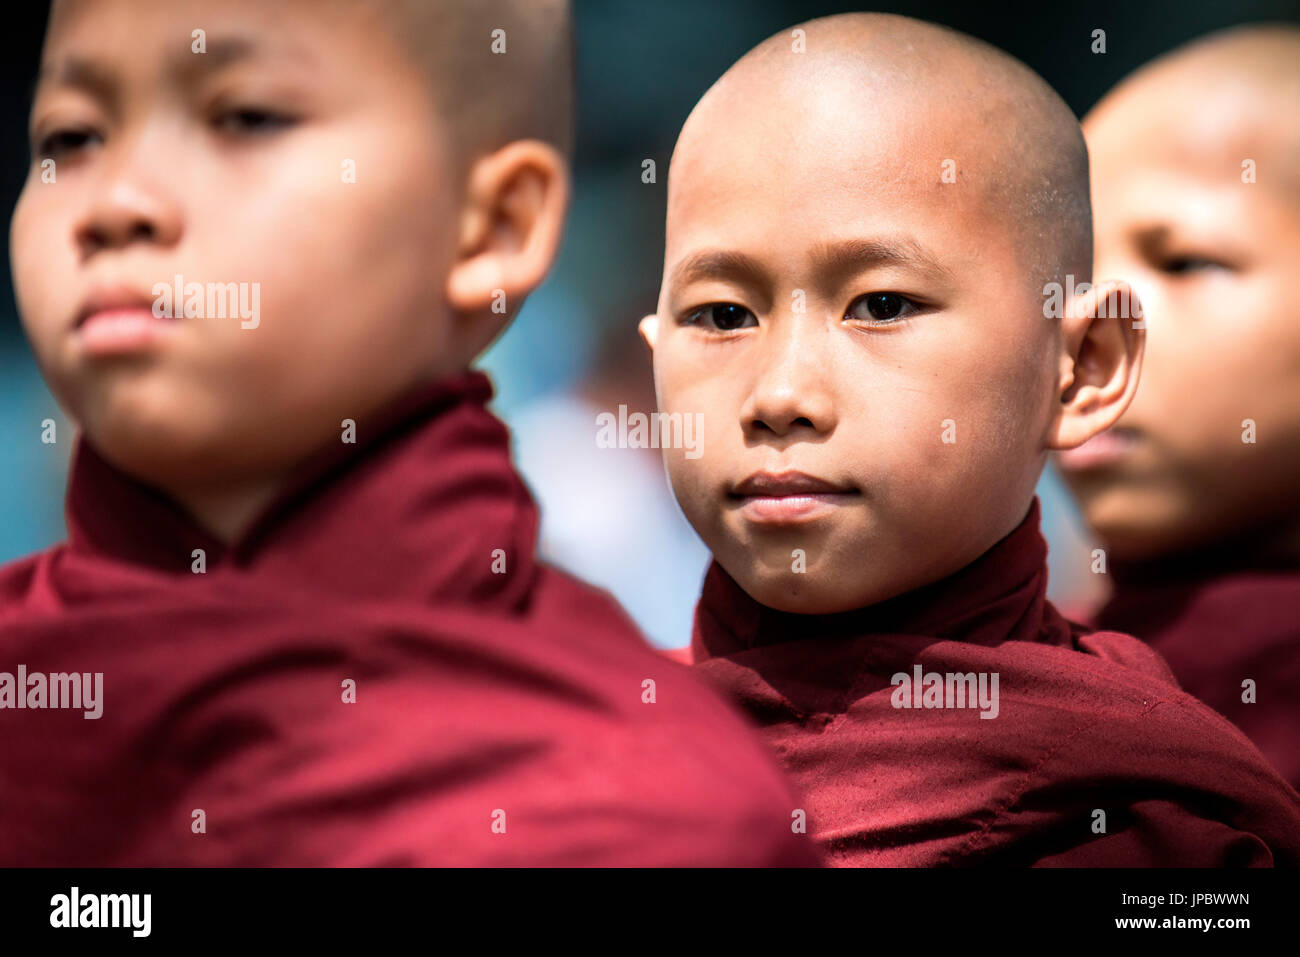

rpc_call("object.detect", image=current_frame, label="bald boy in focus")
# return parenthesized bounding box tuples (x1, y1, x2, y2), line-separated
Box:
(641, 13, 1300, 866)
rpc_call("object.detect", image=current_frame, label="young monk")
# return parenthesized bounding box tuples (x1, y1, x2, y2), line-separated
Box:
(0, 0, 817, 867)
(640, 12, 1300, 866)
(1057, 26, 1300, 790)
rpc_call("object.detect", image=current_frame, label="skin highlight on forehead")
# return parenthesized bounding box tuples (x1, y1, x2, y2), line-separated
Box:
(1086, 24, 1300, 203)
(667, 12, 1092, 296)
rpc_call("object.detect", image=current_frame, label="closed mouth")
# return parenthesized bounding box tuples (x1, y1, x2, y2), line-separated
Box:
(730, 471, 860, 525)
(731, 470, 857, 498)
(74, 288, 166, 329)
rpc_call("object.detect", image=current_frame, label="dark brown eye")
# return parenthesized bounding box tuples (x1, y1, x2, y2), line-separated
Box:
(846, 292, 915, 323)
(687, 303, 757, 331)
(36, 128, 99, 159)
(213, 108, 295, 135)
(1161, 256, 1224, 275)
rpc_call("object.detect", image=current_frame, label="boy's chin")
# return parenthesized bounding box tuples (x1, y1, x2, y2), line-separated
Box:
(730, 566, 886, 616)
(1073, 486, 1200, 563)
(80, 408, 286, 492)
(90, 434, 244, 490)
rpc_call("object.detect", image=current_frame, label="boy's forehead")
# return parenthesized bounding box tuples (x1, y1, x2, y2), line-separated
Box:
(1086, 28, 1300, 198)
(1091, 104, 1259, 185)
(660, 15, 1092, 304)
(45, 0, 391, 64)
(665, 67, 1008, 262)
(1088, 85, 1300, 217)
(42, 0, 576, 175)
(660, 14, 1097, 306)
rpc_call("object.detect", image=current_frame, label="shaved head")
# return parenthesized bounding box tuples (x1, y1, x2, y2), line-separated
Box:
(1087, 23, 1300, 203)
(381, 0, 574, 180)
(670, 12, 1092, 296)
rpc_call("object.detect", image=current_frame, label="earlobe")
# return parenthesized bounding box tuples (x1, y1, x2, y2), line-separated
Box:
(638, 313, 659, 352)
(445, 140, 569, 315)
(1046, 278, 1145, 450)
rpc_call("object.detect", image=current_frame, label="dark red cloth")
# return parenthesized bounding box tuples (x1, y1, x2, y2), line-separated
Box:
(1098, 555, 1300, 790)
(687, 499, 1300, 866)
(0, 371, 818, 867)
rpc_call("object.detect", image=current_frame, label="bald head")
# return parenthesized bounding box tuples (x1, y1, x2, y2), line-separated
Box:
(670, 13, 1092, 296)
(382, 0, 574, 181)
(1086, 23, 1300, 202)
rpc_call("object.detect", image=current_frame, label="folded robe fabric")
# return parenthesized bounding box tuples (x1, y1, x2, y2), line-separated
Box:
(1098, 553, 1300, 790)
(0, 371, 818, 867)
(685, 499, 1300, 867)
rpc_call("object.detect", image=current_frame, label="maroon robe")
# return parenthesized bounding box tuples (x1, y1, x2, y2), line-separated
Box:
(1098, 554, 1300, 790)
(685, 499, 1300, 866)
(0, 371, 818, 866)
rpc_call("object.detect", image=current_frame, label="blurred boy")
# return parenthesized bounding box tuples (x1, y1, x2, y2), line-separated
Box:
(641, 13, 1300, 865)
(1058, 25, 1300, 788)
(0, 0, 816, 866)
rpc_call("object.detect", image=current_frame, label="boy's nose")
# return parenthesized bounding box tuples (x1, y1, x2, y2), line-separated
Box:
(741, 318, 838, 439)
(75, 166, 183, 259)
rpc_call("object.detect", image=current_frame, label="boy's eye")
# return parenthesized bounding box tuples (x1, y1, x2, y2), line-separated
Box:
(845, 292, 918, 323)
(684, 303, 757, 331)
(213, 108, 295, 135)
(36, 127, 100, 159)
(1160, 255, 1226, 276)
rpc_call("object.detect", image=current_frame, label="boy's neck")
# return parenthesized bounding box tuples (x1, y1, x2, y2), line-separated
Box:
(168, 475, 289, 546)
(148, 371, 484, 546)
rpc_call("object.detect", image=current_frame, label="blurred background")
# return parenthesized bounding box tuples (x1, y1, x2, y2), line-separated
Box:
(3, 0, 1297, 646)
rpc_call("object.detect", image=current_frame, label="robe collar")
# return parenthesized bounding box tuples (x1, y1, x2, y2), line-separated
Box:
(64, 370, 538, 609)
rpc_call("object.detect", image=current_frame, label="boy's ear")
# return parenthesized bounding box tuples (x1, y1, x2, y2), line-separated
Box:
(445, 140, 569, 319)
(1046, 278, 1146, 450)
(637, 313, 659, 352)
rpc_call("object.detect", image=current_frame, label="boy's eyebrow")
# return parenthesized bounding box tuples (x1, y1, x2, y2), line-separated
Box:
(34, 56, 116, 102)
(172, 34, 319, 80)
(667, 236, 953, 292)
(33, 32, 315, 100)
(668, 249, 770, 290)
(809, 237, 954, 285)
(177, 35, 262, 75)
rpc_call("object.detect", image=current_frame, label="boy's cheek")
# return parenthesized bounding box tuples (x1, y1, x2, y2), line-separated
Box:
(10, 189, 48, 309)
(662, 447, 720, 518)
(11, 232, 64, 356)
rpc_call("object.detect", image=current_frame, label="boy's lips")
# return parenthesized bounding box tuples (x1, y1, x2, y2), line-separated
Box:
(1055, 427, 1142, 471)
(730, 470, 860, 525)
(73, 289, 178, 356)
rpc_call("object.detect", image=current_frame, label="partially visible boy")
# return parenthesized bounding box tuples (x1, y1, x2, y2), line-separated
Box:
(0, 0, 817, 866)
(642, 13, 1300, 865)
(1058, 25, 1300, 788)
